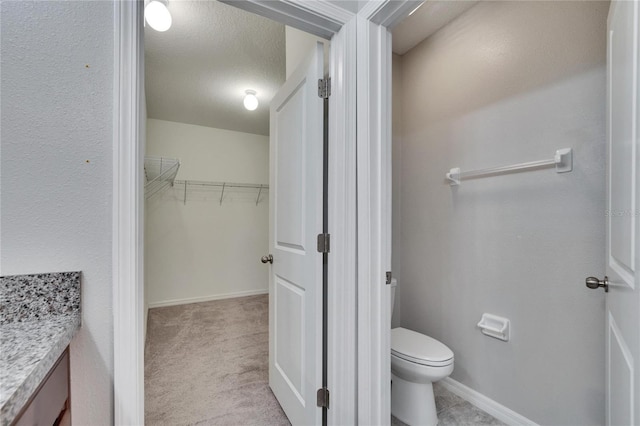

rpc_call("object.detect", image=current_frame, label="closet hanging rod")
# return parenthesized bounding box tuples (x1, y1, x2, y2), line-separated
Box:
(445, 148, 573, 186)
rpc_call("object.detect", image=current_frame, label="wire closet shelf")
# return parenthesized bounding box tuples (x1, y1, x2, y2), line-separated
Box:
(175, 180, 269, 206)
(144, 157, 268, 205)
(145, 156, 180, 199)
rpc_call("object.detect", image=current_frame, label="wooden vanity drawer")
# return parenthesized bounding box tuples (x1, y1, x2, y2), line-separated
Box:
(13, 349, 69, 426)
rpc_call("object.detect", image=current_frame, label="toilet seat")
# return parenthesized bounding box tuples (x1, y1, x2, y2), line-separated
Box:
(391, 327, 454, 367)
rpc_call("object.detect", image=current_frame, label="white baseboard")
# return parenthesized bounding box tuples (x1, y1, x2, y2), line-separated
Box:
(148, 289, 269, 309)
(440, 377, 538, 426)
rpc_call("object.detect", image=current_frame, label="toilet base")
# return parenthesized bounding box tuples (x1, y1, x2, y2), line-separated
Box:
(391, 373, 438, 426)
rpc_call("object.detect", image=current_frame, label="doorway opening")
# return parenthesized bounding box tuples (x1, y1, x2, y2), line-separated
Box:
(142, 2, 329, 423)
(389, 2, 615, 425)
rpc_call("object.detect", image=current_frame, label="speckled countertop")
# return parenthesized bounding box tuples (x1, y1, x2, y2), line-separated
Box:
(0, 272, 81, 425)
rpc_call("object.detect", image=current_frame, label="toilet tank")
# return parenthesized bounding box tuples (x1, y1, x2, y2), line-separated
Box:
(390, 278, 397, 317)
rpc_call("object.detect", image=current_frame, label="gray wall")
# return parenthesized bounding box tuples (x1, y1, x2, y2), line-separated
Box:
(1, 1, 114, 423)
(394, 2, 608, 424)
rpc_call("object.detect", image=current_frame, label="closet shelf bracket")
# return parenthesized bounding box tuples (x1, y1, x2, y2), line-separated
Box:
(220, 183, 226, 205)
(256, 185, 263, 206)
(144, 156, 180, 200)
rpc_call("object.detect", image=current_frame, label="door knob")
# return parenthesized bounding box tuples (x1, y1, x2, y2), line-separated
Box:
(585, 276, 609, 293)
(261, 254, 273, 264)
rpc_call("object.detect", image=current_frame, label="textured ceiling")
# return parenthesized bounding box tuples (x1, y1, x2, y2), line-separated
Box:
(392, 0, 478, 55)
(145, 1, 285, 136)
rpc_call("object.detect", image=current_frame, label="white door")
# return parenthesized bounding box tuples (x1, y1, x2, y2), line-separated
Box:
(603, 1, 640, 424)
(268, 42, 324, 426)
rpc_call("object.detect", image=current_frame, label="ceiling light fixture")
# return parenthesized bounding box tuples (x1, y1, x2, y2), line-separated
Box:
(145, 0, 172, 32)
(243, 90, 259, 111)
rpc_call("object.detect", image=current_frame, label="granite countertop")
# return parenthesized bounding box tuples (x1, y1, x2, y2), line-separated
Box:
(0, 272, 81, 425)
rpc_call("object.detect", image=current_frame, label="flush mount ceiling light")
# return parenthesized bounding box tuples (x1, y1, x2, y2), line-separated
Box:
(145, 0, 172, 32)
(243, 90, 259, 111)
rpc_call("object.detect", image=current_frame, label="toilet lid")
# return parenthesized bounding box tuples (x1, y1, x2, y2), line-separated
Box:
(391, 327, 454, 367)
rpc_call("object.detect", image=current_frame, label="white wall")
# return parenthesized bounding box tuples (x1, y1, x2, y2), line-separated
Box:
(395, 2, 608, 424)
(145, 119, 269, 306)
(1, 1, 114, 423)
(285, 26, 330, 79)
(391, 53, 403, 329)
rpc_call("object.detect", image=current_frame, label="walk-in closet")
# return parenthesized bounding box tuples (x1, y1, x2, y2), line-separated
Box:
(142, 1, 328, 423)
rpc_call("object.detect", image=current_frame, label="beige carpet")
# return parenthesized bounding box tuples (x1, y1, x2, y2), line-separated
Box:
(145, 295, 291, 425)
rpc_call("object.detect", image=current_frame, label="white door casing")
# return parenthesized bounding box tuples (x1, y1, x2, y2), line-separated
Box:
(113, 0, 146, 424)
(113, 1, 417, 423)
(606, 1, 640, 425)
(269, 42, 324, 426)
(353, 1, 420, 422)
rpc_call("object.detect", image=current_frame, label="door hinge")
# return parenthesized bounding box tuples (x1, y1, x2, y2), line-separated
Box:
(386, 271, 392, 284)
(317, 387, 330, 409)
(318, 78, 331, 99)
(317, 233, 330, 253)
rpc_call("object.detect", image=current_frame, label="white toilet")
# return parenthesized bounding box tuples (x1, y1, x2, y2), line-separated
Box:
(390, 279, 454, 426)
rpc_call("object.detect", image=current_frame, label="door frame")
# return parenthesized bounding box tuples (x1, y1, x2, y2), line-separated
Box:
(112, 1, 418, 424)
(605, 1, 640, 424)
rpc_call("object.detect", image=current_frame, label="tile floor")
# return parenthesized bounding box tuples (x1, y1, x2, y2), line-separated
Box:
(391, 381, 505, 426)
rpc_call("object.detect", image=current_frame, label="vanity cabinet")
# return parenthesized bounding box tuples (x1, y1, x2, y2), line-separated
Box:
(12, 348, 70, 426)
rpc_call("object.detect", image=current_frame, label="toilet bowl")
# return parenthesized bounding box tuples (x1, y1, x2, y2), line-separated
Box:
(389, 280, 454, 426)
(391, 327, 454, 426)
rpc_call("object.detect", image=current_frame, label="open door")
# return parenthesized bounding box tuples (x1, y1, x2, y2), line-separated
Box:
(598, 1, 640, 424)
(267, 42, 325, 425)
